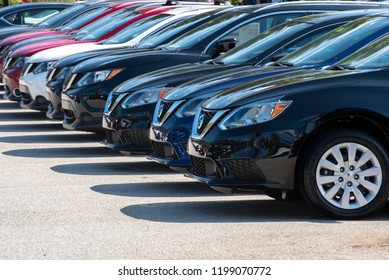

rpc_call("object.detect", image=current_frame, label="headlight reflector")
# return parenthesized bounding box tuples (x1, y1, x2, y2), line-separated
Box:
(175, 95, 212, 118)
(33, 61, 54, 75)
(121, 87, 172, 108)
(219, 99, 292, 130)
(75, 69, 123, 87)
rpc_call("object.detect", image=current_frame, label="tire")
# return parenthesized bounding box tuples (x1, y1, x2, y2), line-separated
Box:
(264, 190, 302, 201)
(302, 130, 389, 219)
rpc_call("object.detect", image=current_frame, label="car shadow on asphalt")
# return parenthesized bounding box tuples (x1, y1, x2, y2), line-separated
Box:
(3, 146, 122, 158)
(51, 161, 173, 175)
(91, 181, 222, 198)
(0, 111, 48, 121)
(120, 199, 389, 223)
(120, 199, 332, 223)
(0, 122, 64, 132)
(0, 100, 20, 110)
(0, 133, 103, 143)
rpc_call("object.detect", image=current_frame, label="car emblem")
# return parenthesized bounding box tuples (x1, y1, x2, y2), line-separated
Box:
(197, 114, 205, 131)
(158, 104, 165, 119)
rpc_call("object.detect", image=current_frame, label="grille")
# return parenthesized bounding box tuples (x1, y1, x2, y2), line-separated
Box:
(47, 67, 58, 81)
(121, 129, 150, 147)
(226, 159, 266, 180)
(151, 141, 177, 160)
(190, 156, 219, 178)
(157, 100, 175, 122)
(108, 93, 121, 111)
(197, 110, 217, 135)
(29, 63, 38, 74)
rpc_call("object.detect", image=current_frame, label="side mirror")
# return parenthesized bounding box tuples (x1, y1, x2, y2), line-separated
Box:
(216, 38, 236, 55)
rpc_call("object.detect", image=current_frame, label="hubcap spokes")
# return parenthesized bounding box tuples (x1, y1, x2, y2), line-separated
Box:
(316, 142, 382, 210)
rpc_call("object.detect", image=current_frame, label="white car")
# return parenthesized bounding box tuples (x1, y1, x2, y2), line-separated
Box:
(18, 6, 218, 110)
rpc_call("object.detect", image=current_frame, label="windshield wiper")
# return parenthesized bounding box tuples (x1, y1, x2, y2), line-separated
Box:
(207, 60, 224, 65)
(329, 64, 356, 71)
(271, 61, 294, 67)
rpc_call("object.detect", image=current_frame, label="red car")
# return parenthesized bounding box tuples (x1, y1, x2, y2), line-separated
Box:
(0, 1, 138, 81)
(2, 4, 173, 101)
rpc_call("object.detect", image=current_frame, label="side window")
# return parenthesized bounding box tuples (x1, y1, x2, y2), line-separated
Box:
(4, 12, 23, 25)
(219, 13, 307, 48)
(23, 9, 61, 25)
(283, 27, 338, 54)
(4, 9, 61, 25)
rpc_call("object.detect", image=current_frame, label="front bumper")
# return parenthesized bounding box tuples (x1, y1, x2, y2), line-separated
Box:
(149, 114, 194, 169)
(61, 85, 106, 132)
(187, 124, 298, 192)
(101, 112, 152, 153)
(46, 79, 65, 119)
(2, 67, 22, 101)
(19, 72, 49, 110)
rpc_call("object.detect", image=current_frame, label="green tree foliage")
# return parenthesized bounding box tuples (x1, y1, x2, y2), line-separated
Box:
(228, 0, 243, 5)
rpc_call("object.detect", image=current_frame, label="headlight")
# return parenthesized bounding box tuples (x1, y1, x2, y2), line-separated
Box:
(47, 66, 70, 81)
(4, 56, 26, 69)
(75, 69, 123, 87)
(219, 99, 292, 130)
(175, 95, 213, 118)
(33, 61, 54, 75)
(13, 57, 26, 68)
(57, 67, 70, 80)
(121, 87, 172, 109)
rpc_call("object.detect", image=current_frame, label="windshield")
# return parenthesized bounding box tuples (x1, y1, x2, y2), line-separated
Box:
(35, 4, 84, 28)
(137, 12, 213, 48)
(60, 6, 110, 31)
(165, 12, 247, 50)
(76, 8, 139, 40)
(279, 16, 389, 66)
(104, 14, 172, 44)
(214, 21, 311, 64)
(337, 35, 389, 69)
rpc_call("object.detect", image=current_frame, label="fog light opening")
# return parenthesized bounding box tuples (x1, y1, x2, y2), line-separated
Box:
(81, 113, 93, 123)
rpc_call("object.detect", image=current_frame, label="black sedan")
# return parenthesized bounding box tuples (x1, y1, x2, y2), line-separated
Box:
(187, 34, 389, 219)
(61, 1, 382, 132)
(45, 7, 233, 119)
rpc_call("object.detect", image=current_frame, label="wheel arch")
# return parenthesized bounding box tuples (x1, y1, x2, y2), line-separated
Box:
(293, 108, 389, 191)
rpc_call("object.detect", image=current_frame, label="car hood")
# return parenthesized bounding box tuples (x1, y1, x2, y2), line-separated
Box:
(203, 69, 360, 110)
(71, 49, 176, 73)
(10, 38, 85, 58)
(0, 30, 64, 46)
(113, 62, 234, 93)
(53, 46, 142, 68)
(164, 65, 298, 101)
(28, 42, 128, 63)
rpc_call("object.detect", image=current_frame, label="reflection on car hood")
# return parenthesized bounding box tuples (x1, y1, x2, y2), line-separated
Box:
(164, 65, 294, 101)
(54, 47, 149, 68)
(28, 42, 126, 63)
(71, 49, 175, 73)
(203, 69, 359, 109)
(113, 63, 225, 93)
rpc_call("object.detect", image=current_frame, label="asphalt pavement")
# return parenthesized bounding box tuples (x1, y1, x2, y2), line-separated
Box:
(1, 94, 389, 260)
